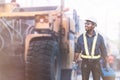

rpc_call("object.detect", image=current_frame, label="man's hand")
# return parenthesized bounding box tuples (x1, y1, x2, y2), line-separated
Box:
(105, 55, 114, 64)
(74, 53, 80, 62)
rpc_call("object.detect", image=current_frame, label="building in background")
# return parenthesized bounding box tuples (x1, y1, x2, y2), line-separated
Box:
(0, 0, 5, 3)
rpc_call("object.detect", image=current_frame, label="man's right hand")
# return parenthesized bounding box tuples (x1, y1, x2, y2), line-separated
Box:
(74, 53, 80, 62)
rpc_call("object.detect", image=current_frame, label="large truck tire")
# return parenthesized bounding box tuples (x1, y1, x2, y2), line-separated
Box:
(25, 40, 61, 80)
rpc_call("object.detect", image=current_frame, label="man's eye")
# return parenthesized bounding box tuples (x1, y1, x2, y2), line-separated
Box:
(85, 22, 92, 25)
(85, 23, 90, 25)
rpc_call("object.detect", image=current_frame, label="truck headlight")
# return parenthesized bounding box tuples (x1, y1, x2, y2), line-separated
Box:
(35, 14, 49, 29)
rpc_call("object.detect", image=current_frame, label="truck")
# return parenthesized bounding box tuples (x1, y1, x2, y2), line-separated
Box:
(0, 2, 80, 80)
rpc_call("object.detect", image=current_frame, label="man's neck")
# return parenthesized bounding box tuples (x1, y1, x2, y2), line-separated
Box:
(87, 30, 94, 37)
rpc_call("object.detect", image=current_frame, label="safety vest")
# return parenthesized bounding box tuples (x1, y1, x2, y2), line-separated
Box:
(81, 33, 101, 59)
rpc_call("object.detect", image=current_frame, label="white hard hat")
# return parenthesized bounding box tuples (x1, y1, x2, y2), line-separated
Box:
(85, 17, 97, 24)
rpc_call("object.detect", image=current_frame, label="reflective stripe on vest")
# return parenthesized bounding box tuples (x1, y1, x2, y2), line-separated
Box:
(81, 33, 101, 59)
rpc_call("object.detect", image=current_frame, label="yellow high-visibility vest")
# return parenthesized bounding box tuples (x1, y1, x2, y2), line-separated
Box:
(81, 33, 101, 59)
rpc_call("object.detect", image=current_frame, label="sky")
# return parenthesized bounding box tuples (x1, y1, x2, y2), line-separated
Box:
(5, 0, 120, 43)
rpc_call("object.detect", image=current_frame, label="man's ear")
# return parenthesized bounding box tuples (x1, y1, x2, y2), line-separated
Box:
(94, 23, 97, 27)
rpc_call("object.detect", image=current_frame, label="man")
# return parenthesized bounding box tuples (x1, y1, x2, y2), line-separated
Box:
(74, 17, 107, 80)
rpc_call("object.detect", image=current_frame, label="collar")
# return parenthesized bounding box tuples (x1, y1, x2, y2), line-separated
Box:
(86, 30, 96, 37)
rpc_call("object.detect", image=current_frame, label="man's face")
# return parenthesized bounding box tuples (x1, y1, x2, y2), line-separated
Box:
(85, 21, 95, 31)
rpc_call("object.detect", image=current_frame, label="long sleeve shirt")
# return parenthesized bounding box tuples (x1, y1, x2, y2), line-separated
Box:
(75, 31, 107, 59)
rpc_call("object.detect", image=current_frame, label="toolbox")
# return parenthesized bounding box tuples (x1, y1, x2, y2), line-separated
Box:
(101, 67, 115, 80)
(100, 58, 116, 80)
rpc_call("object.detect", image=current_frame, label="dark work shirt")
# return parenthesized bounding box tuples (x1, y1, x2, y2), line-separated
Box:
(75, 31, 107, 59)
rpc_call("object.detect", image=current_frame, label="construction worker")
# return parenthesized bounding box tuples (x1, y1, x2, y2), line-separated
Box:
(74, 17, 108, 80)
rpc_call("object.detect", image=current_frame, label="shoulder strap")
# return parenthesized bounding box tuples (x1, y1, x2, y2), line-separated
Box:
(83, 33, 98, 57)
